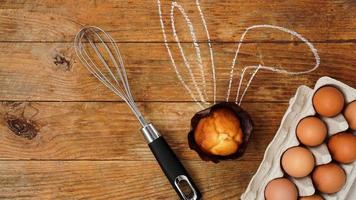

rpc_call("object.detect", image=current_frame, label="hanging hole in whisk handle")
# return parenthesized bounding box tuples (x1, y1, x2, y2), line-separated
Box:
(148, 136, 202, 200)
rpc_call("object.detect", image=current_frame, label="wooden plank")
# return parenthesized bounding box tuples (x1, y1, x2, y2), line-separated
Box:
(1, 1, 355, 199)
(0, 160, 257, 199)
(0, 101, 285, 161)
(0, 42, 355, 102)
(0, 0, 355, 42)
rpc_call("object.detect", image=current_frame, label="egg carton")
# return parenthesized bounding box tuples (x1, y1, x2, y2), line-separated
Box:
(241, 76, 356, 200)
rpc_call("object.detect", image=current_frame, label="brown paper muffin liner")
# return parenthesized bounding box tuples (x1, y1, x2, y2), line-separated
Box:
(188, 102, 254, 163)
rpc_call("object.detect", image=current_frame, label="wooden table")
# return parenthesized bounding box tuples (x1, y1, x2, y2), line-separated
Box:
(0, 1, 355, 199)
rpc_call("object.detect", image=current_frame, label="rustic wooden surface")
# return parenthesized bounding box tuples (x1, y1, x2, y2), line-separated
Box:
(0, 0, 355, 199)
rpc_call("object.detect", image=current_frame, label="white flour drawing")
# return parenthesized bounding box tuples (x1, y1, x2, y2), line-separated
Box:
(157, 0, 320, 108)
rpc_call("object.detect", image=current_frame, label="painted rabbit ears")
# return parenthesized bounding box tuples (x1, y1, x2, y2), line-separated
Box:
(157, 0, 320, 108)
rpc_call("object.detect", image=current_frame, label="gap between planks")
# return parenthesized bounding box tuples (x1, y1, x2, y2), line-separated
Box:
(0, 40, 356, 44)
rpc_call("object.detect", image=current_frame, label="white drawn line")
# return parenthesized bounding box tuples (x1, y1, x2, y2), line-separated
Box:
(170, 2, 207, 103)
(157, 0, 204, 108)
(196, 0, 216, 104)
(228, 25, 320, 104)
(236, 65, 262, 105)
(158, 1, 320, 108)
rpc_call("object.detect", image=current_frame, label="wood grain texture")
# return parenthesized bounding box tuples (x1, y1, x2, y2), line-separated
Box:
(0, 102, 284, 161)
(0, 160, 259, 200)
(0, 42, 355, 102)
(0, 0, 355, 42)
(0, 0, 355, 199)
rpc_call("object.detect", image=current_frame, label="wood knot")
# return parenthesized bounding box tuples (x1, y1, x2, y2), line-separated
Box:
(5, 114, 38, 140)
(53, 53, 72, 71)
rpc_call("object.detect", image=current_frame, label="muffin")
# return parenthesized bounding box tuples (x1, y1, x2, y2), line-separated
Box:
(194, 108, 243, 156)
(188, 102, 253, 163)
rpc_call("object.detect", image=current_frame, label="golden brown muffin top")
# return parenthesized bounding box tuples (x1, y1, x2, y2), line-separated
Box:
(194, 108, 243, 156)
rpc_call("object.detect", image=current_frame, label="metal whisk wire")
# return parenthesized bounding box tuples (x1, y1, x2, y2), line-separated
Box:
(74, 26, 147, 126)
(74, 26, 201, 200)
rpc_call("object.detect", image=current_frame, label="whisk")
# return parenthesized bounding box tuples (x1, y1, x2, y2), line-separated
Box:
(74, 26, 201, 200)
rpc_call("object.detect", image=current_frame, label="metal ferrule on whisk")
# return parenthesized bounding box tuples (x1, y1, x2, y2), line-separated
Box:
(74, 26, 202, 200)
(141, 123, 161, 143)
(74, 26, 161, 144)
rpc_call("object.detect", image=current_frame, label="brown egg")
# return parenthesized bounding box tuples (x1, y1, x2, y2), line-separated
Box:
(194, 108, 243, 156)
(313, 86, 345, 117)
(296, 116, 327, 146)
(312, 163, 346, 194)
(328, 132, 356, 163)
(265, 178, 298, 200)
(344, 101, 356, 130)
(299, 194, 324, 200)
(281, 146, 315, 177)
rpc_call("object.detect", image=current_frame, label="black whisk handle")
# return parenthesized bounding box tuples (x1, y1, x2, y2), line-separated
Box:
(148, 136, 202, 200)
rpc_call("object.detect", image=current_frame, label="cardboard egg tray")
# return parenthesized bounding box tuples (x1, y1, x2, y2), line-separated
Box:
(241, 76, 356, 200)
